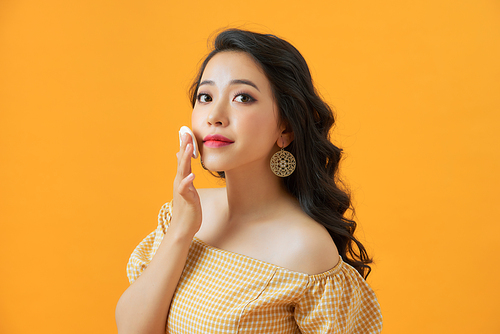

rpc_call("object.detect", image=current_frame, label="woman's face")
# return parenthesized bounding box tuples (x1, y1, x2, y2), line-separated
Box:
(192, 51, 282, 175)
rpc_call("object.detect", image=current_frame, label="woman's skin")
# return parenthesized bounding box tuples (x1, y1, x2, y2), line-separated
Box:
(115, 51, 339, 334)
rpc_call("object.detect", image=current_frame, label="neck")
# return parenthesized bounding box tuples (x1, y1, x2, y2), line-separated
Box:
(222, 162, 293, 225)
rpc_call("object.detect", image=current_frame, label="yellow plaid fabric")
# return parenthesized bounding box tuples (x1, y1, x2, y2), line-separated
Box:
(127, 202, 383, 333)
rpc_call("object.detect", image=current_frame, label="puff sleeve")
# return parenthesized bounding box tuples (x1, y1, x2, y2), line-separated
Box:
(126, 201, 172, 284)
(294, 259, 382, 334)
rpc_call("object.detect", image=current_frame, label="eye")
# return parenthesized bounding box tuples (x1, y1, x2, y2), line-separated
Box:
(197, 93, 212, 103)
(233, 93, 255, 103)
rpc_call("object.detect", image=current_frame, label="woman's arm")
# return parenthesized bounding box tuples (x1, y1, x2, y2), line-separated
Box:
(115, 134, 202, 334)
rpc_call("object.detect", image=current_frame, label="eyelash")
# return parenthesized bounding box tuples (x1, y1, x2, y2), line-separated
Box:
(233, 91, 256, 103)
(197, 93, 212, 103)
(196, 92, 257, 104)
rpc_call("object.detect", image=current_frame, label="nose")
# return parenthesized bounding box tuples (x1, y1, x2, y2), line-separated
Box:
(207, 98, 229, 127)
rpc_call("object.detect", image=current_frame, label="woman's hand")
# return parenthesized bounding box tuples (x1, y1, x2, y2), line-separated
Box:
(115, 132, 202, 334)
(170, 133, 202, 239)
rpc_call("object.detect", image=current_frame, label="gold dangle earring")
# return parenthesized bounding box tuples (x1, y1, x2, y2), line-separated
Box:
(270, 136, 296, 177)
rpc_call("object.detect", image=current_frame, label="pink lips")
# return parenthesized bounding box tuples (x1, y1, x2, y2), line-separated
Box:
(203, 134, 234, 148)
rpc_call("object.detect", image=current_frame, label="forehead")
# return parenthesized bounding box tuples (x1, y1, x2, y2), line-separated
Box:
(201, 51, 269, 87)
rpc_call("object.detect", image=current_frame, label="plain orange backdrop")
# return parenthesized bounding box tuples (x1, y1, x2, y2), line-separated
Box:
(1, 0, 499, 333)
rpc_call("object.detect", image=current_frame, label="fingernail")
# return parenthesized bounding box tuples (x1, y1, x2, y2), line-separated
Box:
(185, 143, 191, 152)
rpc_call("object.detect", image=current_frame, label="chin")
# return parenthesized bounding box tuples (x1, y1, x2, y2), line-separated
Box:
(200, 157, 225, 172)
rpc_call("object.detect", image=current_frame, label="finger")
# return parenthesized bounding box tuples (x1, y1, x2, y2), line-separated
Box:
(177, 133, 190, 166)
(179, 143, 193, 177)
(187, 136, 195, 160)
(179, 133, 193, 151)
(177, 173, 197, 202)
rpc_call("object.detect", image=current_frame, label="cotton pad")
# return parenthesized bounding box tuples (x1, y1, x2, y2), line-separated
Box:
(179, 126, 199, 159)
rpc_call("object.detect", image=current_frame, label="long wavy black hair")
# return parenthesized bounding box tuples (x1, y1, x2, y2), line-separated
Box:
(189, 29, 372, 279)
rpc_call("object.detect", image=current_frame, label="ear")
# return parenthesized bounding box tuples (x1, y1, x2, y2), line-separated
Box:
(277, 129, 294, 148)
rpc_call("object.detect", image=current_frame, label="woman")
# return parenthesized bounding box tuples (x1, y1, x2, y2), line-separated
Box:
(115, 28, 382, 334)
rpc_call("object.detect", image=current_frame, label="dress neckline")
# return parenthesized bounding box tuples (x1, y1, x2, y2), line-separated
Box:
(192, 236, 344, 279)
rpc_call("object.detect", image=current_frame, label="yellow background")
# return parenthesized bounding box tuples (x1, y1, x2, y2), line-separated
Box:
(1, 0, 499, 333)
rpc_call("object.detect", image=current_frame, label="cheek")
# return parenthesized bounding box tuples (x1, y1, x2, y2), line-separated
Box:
(235, 113, 280, 148)
(237, 101, 279, 130)
(191, 105, 205, 128)
(191, 109, 205, 145)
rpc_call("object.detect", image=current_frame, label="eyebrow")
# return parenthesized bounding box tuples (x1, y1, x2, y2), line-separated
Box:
(199, 79, 260, 92)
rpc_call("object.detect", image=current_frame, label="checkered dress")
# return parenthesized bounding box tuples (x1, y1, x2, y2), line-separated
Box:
(127, 201, 383, 333)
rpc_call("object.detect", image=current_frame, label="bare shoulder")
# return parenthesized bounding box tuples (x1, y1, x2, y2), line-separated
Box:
(196, 188, 339, 275)
(279, 210, 340, 275)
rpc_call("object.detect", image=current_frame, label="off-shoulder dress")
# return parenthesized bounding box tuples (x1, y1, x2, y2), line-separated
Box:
(127, 201, 383, 333)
